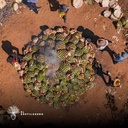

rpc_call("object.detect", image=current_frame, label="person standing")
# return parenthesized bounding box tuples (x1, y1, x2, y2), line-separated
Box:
(113, 49, 128, 64)
(58, 4, 70, 23)
(7, 51, 24, 71)
(96, 37, 109, 51)
(27, 0, 40, 14)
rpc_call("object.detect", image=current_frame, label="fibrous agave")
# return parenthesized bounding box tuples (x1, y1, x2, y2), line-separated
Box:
(18, 26, 95, 109)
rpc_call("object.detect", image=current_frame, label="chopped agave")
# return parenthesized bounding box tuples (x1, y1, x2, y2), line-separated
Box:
(101, 0, 109, 7)
(21, 26, 95, 108)
(103, 9, 111, 18)
(113, 9, 123, 19)
(12, 2, 18, 12)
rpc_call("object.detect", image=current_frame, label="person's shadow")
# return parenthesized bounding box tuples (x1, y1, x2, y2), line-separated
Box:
(22, 0, 40, 14)
(1, 40, 19, 55)
(77, 26, 100, 46)
(101, 46, 116, 64)
(38, 25, 49, 37)
(40, 25, 49, 33)
(48, 0, 59, 11)
(92, 58, 111, 86)
(77, 26, 116, 64)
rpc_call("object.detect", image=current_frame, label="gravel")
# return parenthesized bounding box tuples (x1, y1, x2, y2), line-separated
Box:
(0, 0, 14, 25)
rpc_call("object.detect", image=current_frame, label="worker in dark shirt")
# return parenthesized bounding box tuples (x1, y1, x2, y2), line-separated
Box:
(27, 0, 40, 14)
(58, 4, 70, 23)
(113, 49, 128, 64)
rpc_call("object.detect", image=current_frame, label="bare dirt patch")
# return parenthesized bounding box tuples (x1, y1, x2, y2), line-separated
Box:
(0, 0, 128, 127)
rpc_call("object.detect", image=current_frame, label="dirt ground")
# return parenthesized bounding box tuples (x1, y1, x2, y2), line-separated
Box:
(0, 0, 128, 127)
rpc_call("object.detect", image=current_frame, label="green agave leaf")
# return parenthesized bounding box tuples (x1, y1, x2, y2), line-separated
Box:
(42, 34, 48, 40)
(47, 91, 54, 98)
(124, 23, 128, 29)
(121, 17, 128, 26)
(61, 86, 68, 93)
(54, 102, 60, 109)
(23, 75, 32, 84)
(69, 36, 79, 44)
(53, 96, 59, 103)
(59, 61, 70, 73)
(55, 33, 65, 41)
(41, 85, 48, 92)
(116, 21, 123, 30)
(23, 53, 32, 61)
(40, 96, 46, 104)
(34, 68, 40, 75)
(76, 41, 84, 49)
(37, 54, 45, 63)
(32, 45, 38, 53)
(49, 86, 55, 92)
(25, 66, 29, 72)
(66, 42, 76, 51)
(85, 70, 91, 78)
(73, 32, 82, 39)
(36, 62, 44, 70)
(27, 71, 35, 77)
(68, 94, 76, 102)
(55, 41, 66, 50)
(46, 38, 55, 48)
(28, 64, 35, 71)
(87, 0, 93, 5)
(75, 47, 83, 56)
(57, 49, 68, 60)
(32, 90, 40, 97)
(61, 101, 68, 106)
(60, 80, 68, 86)
(48, 34, 56, 40)
(64, 34, 71, 43)
(83, 47, 89, 54)
(28, 83, 34, 90)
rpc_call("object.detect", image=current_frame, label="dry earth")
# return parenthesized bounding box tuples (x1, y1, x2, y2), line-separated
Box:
(0, 0, 128, 127)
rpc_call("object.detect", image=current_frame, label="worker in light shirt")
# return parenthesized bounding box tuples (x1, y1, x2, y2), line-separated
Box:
(96, 38, 109, 51)
(113, 48, 128, 64)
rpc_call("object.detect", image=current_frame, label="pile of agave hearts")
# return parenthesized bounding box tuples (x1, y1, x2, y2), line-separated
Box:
(95, 0, 128, 30)
(18, 27, 95, 109)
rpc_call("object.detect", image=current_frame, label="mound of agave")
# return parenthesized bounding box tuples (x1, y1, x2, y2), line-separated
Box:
(116, 15, 128, 30)
(20, 27, 95, 109)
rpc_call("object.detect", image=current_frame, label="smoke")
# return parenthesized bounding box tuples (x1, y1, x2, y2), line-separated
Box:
(43, 45, 61, 77)
(44, 46, 58, 64)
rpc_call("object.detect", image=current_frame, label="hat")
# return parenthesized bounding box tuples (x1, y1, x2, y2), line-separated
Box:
(114, 79, 121, 87)
(97, 38, 107, 46)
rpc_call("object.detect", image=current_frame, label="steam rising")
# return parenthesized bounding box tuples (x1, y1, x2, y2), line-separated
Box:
(41, 45, 61, 77)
